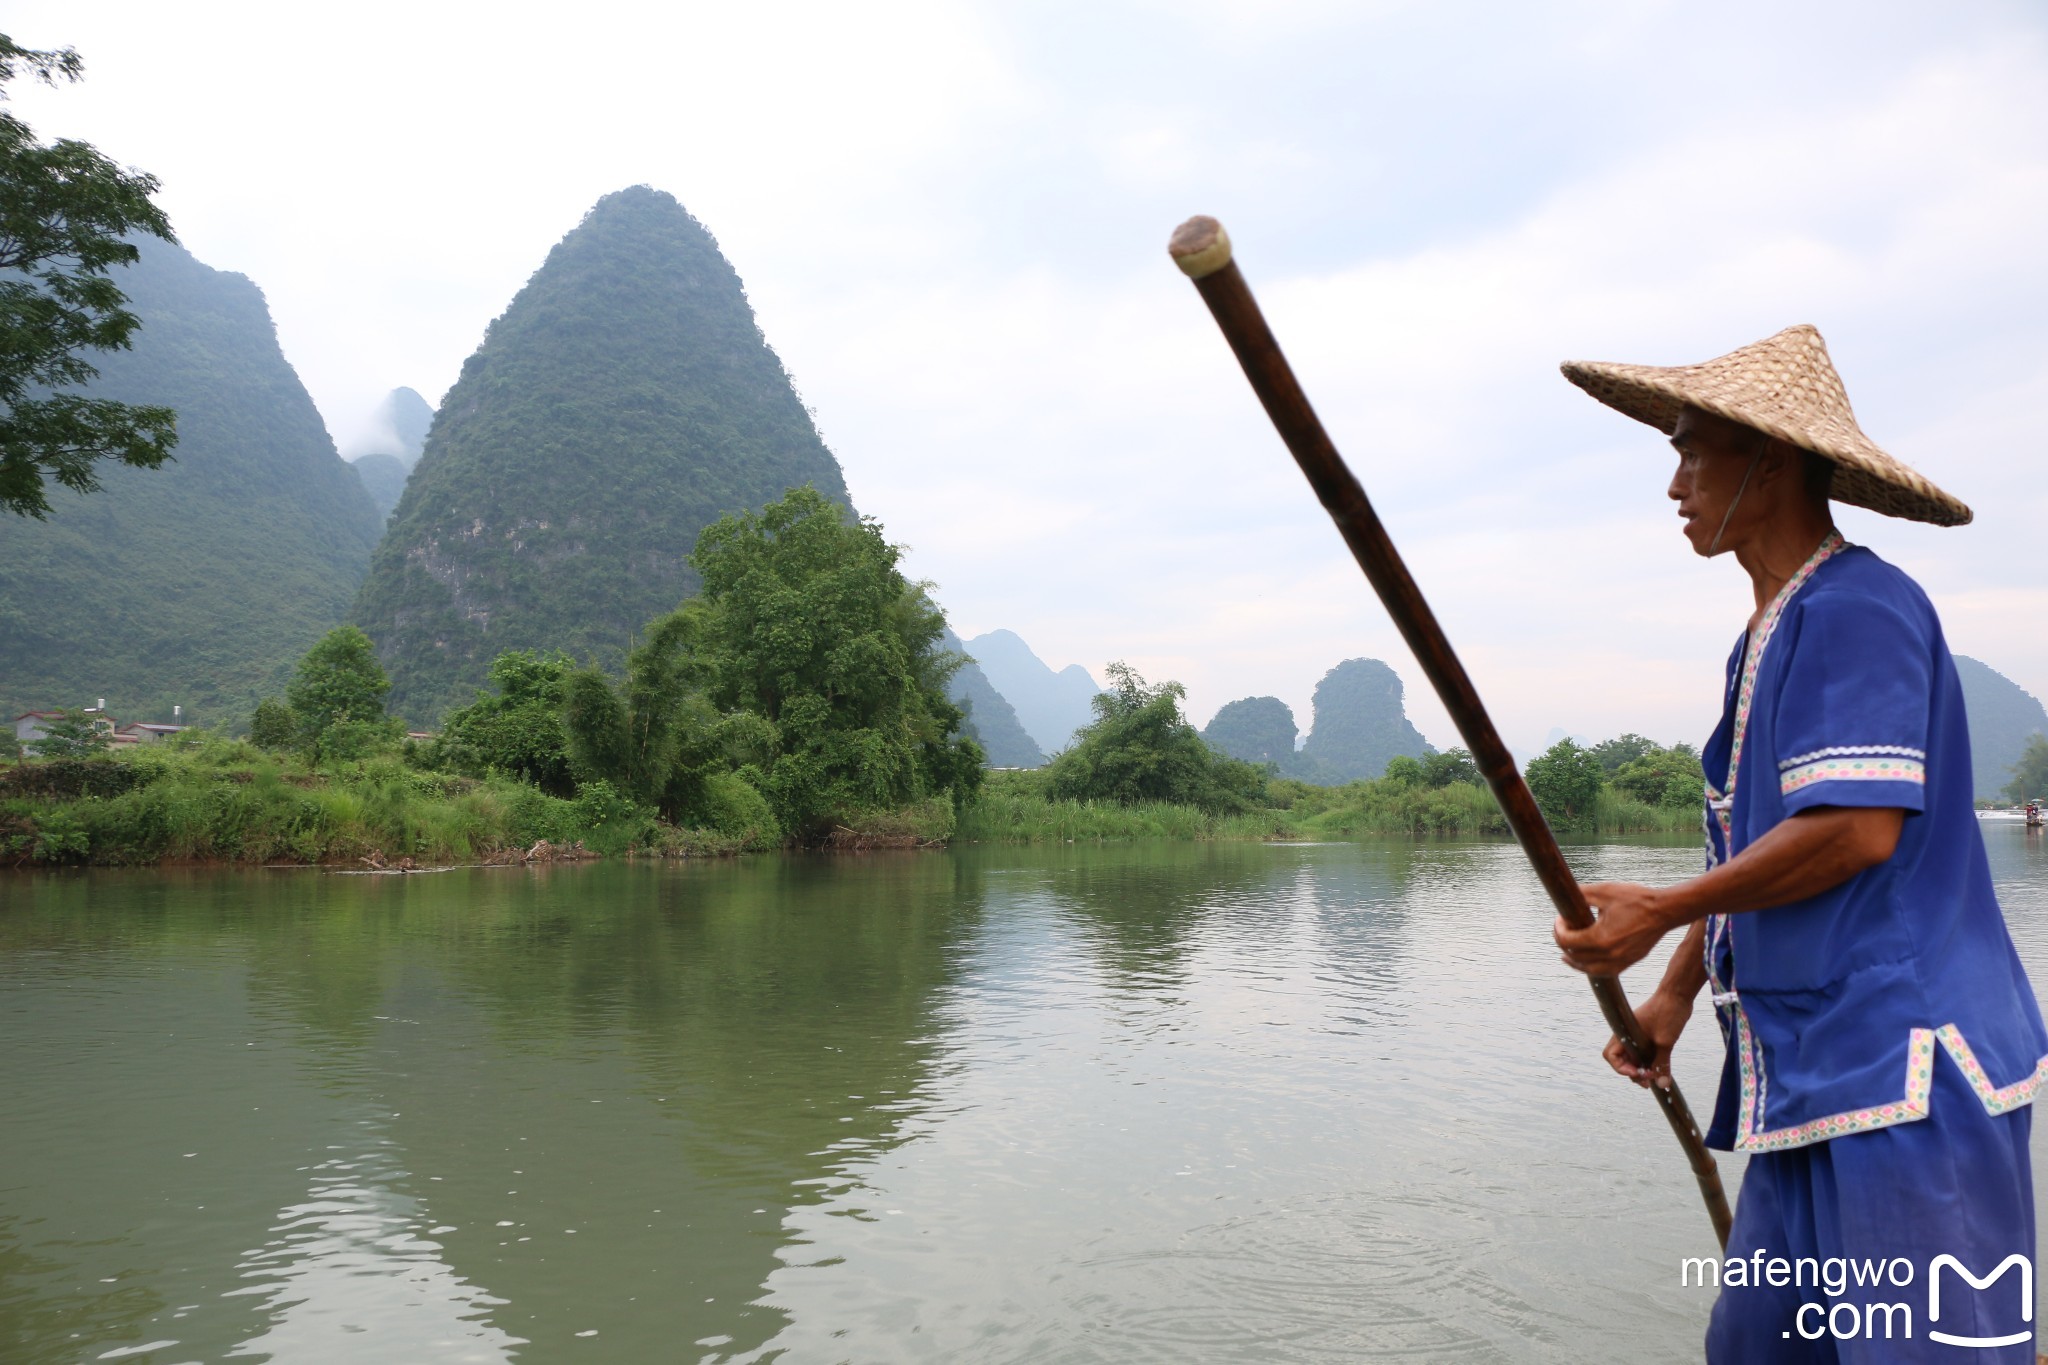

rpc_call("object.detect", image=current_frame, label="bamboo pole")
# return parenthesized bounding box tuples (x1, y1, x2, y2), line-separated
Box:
(1167, 215, 1733, 1249)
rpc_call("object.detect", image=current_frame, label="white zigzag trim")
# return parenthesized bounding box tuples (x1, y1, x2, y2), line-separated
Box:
(1778, 744, 1927, 772)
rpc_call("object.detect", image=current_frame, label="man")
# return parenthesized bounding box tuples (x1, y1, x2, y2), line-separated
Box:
(1551, 325, 2048, 1363)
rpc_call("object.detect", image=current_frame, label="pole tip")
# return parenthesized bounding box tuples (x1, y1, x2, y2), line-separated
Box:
(1168, 216, 1233, 279)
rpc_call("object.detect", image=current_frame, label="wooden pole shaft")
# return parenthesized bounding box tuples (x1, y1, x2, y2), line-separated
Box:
(1172, 232, 1732, 1248)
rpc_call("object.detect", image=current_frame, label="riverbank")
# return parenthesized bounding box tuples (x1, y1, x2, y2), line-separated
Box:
(2, 744, 1696, 869)
(959, 770, 1696, 843)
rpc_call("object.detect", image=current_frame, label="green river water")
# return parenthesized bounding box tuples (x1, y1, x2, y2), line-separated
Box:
(4, 831, 2045, 1363)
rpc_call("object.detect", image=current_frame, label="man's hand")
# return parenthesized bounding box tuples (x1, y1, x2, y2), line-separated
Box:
(1603, 988, 1693, 1089)
(1553, 880, 1673, 977)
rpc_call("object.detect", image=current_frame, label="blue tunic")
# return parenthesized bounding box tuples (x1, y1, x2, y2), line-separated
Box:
(1698, 532, 2048, 1152)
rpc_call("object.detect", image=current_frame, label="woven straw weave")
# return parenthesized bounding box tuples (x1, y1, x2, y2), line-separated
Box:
(1561, 324, 1970, 527)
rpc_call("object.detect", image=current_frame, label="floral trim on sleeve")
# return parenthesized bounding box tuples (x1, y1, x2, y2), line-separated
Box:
(1779, 753, 1926, 796)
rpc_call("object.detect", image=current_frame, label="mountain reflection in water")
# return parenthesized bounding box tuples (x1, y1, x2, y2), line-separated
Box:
(2, 834, 2043, 1362)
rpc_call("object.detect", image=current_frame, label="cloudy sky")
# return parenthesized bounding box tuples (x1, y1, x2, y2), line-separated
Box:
(11, 0, 2047, 754)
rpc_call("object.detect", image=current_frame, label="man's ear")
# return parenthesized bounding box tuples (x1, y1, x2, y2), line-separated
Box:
(1754, 437, 1800, 487)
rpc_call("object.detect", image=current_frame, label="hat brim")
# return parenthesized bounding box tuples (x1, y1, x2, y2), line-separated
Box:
(1561, 360, 1972, 528)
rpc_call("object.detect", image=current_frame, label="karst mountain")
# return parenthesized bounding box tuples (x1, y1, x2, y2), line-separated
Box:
(350, 187, 854, 722)
(0, 237, 383, 722)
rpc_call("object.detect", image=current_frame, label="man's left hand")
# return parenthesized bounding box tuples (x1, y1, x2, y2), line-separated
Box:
(1554, 881, 1671, 976)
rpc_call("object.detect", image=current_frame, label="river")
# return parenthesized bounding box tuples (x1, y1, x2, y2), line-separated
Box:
(4, 830, 2045, 1362)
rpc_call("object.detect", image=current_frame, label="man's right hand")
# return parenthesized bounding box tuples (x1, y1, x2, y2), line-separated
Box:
(1603, 989, 1693, 1090)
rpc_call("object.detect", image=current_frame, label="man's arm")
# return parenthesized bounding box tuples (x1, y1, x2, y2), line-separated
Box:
(1553, 804, 1904, 978)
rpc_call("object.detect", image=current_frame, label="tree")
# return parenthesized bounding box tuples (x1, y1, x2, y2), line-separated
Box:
(1, 35, 178, 518)
(30, 707, 106, 758)
(1526, 738, 1604, 826)
(285, 626, 394, 759)
(1044, 662, 1266, 812)
(560, 605, 768, 819)
(1202, 696, 1298, 768)
(434, 649, 577, 795)
(1589, 733, 1660, 774)
(248, 697, 296, 750)
(687, 486, 982, 835)
(2005, 734, 2048, 804)
(1611, 743, 1706, 809)
(1420, 747, 1480, 788)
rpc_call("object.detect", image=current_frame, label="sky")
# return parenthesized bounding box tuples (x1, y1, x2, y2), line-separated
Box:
(10, 0, 2047, 755)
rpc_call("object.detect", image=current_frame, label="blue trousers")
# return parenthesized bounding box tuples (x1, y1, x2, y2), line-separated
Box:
(1707, 1050, 2036, 1363)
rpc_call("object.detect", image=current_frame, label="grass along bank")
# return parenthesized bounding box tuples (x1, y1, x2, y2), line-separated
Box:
(956, 770, 1698, 844)
(0, 737, 782, 868)
(3, 737, 1699, 869)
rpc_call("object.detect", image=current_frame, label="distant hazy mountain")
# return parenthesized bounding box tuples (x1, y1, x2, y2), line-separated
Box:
(1203, 696, 1298, 767)
(941, 629, 1044, 768)
(350, 452, 410, 521)
(379, 387, 433, 467)
(1297, 658, 1433, 782)
(0, 237, 383, 722)
(962, 630, 1102, 755)
(350, 186, 853, 722)
(1954, 656, 2048, 801)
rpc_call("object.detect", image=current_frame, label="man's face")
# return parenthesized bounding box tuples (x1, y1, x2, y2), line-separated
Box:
(1667, 407, 1763, 557)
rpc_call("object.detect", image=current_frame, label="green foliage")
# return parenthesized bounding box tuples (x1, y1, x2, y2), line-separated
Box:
(249, 697, 296, 750)
(2005, 734, 2048, 804)
(30, 708, 109, 758)
(1202, 695, 1298, 767)
(0, 754, 141, 797)
(1043, 662, 1266, 813)
(1588, 733, 1660, 774)
(1420, 747, 1480, 788)
(1610, 742, 1706, 809)
(1525, 738, 1605, 827)
(1381, 754, 1426, 787)
(0, 34, 178, 519)
(432, 649, 577, 795)
(351, 186, 855, 722)
(690, 486, 982, 835)
(0, 234, 383, 721)
(286, 627, 395, 759)
(568, 778, 650, 856)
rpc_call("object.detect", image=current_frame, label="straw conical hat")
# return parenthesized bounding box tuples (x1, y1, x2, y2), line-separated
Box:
(1561, 324, 1970, 526)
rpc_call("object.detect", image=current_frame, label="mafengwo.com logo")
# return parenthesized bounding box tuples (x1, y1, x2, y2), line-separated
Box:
(1681, 1250, 2034, 1347)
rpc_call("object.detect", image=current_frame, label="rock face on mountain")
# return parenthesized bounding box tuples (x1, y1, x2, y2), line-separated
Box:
(962, 629, 1102, 756)
(1298, 658, 1432, 783)
(1203, 696, 1299, 768)
(350, 186, 853, 721)
(1954, 656, 2048, 801)
(0, 238, 383, 722)
(941, 628, 1044, 768)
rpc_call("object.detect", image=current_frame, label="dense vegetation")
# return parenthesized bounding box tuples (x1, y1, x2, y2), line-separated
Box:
(0, 236, 384, 722)
(1044, 663, 1265, 811)
(0, 33, 178, 518)
(348, 452, 408, 522)
(351, 186, 854, 723)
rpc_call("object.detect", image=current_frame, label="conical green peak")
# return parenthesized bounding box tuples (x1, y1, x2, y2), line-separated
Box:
(352, 187, 851, 723)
